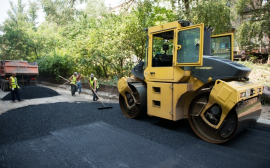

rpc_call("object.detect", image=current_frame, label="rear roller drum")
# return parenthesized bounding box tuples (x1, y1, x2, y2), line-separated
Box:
(188, 93, 238, 144)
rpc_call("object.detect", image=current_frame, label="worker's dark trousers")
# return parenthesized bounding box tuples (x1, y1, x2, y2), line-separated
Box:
(92, 88, 98, 101)
(71, 84, 77, 96)
(11, 88, 21, 101)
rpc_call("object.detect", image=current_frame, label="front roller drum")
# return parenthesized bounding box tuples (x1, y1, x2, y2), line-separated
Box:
(119, 83, 147, 118)
(189, 93, 262, 144)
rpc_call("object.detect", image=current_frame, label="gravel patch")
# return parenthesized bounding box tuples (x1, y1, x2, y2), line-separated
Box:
(1, 86, 60, 101)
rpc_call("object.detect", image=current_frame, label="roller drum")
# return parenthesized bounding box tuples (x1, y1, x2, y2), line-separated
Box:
(234, 97, 261, 136)
(189, 95, 262, 144)
(119, 83, 147, 118)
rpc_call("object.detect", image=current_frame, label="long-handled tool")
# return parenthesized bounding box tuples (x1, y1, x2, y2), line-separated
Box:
(88, 83, 113, 110)
(59, 75, 78, 94)
(59, 75, 70, 82)
(54, 80, 70, 90)
(108, 85, 116, 95)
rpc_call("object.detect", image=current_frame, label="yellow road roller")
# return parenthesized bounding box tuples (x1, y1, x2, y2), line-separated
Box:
(117, 20, 263, 144)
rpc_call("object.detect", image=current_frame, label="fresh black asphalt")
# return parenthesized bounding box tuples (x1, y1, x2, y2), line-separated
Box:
(1, 86, 59, 100)
(0, 101, 270, 168)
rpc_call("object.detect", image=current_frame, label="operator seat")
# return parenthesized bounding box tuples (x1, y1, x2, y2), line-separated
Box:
(152, 44, 173, 67)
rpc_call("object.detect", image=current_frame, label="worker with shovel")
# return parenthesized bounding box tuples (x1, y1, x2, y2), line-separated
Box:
(9, 72, 22, 102)
(69, 72, 77, 96)
(87, 74, 113, 109)
(88, 73, 99, 101)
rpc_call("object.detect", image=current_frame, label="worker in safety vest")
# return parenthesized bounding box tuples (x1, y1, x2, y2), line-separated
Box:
(69, 72, 77, 96)
(9, 73, 22, 102)
(76, 72, 82, 94)
(87, 73, 99, 101)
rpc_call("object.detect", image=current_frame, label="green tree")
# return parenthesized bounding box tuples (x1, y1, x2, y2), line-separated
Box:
(85, 0, 108, 17)
(125, 0, 178, 60)
(39, 0, 87, 25)
(28, 1, 39, 28)
(235, 0, 270, 63)
(190, 0, 232, 35)
(156, 0, 232, 35)
(0, 0, 30, 60)
(38, 52, 75, 78)
(1, 0, 238, 80)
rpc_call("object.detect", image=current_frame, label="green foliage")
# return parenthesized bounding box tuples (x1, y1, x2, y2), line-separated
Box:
(38, 52, 75, 78)
(158, 0, 232, 35)
(235, 0, 270, 53)
(85, 0, 107, 17)
(0, 0, 252, 81)
(28, 1, 39, 28)
(190, 0, 232, 35)
(39, 0, 87, 25)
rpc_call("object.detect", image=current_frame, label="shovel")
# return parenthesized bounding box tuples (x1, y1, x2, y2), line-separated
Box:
(88, 83, 113, 110)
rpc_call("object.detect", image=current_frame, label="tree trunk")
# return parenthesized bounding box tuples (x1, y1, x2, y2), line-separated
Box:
(184, 0, 189, 11)
(34, 48, 38, 58)
(267, 51, 270, 65)
(103, 68, 107, 78)
(102, 59, 108, 78)
(268, 33, 270, 65)
(120, 58, 123, 73)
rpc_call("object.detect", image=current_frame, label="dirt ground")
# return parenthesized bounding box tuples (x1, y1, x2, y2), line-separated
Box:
(247, 65, 270, 119)
(0, 84, 270, 120)
(261, 105, 270, 120)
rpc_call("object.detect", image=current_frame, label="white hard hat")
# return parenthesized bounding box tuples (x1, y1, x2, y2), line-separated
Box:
(74, 72, 77, 75)
(90, 73, 94, 77)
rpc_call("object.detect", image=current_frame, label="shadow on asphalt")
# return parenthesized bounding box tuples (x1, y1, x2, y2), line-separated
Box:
(1, 101, 269, 149)
(140, 116, 197, 138)
(0, 102, 199, 146)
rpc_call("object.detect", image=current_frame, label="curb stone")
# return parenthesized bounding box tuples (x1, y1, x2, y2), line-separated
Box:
(255, 118, 270, 127)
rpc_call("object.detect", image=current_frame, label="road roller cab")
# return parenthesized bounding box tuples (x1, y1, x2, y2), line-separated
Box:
(117, 20, 263, 144)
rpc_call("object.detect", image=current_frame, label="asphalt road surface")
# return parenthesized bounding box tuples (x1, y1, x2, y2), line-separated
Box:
(0, 101, 270, 168)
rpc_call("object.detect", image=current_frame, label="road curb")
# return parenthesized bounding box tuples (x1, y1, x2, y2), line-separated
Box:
(255, 118, 270, 127)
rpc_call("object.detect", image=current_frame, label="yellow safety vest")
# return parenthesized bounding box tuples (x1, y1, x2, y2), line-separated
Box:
(89, 77, 99, 89)
(70, 75, 77, 85)
(10, 76, 20, 89)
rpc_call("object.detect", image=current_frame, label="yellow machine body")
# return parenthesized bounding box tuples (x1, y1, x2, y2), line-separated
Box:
(144, 21, 204, 83)
(147, 82, 193, 121)
(117, 20, 263, 144)
(200, 80, 263, 129)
